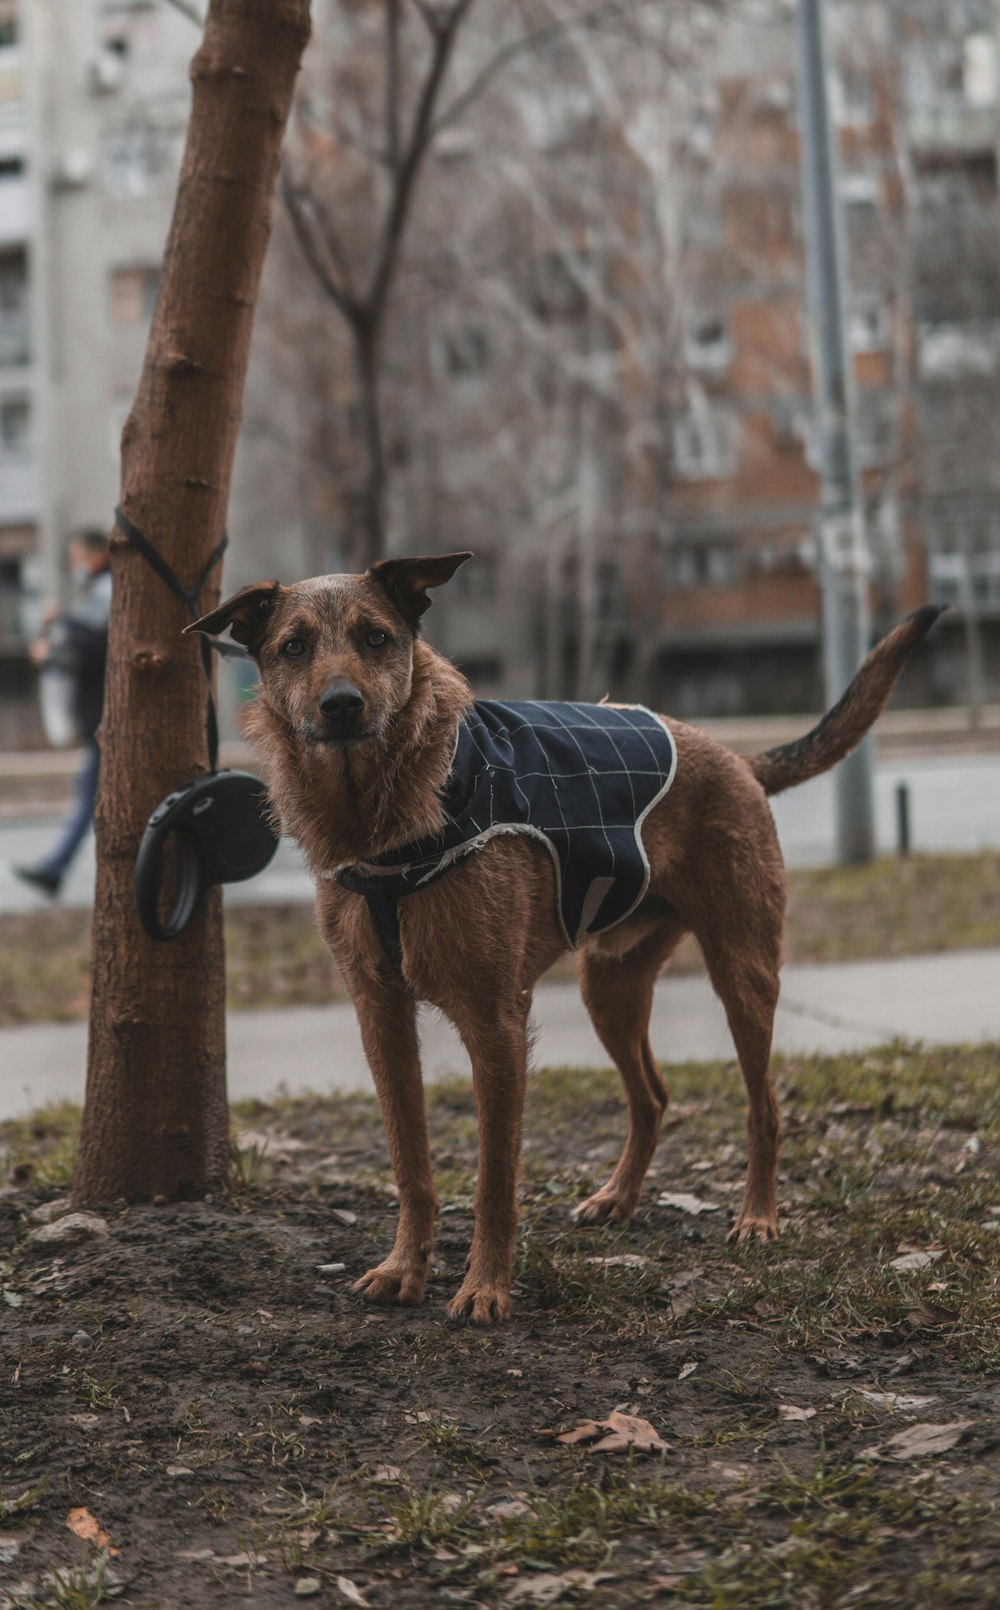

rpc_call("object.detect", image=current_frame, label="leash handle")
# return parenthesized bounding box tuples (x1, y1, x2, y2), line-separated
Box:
(134, 771, 278, 942)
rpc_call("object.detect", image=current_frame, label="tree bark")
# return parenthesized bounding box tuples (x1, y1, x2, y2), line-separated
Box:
(74, 0, 311, 1205)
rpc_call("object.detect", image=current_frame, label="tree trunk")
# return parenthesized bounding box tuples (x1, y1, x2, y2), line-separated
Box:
(352, 314, 387, 570)
(74, 0, 311, 1206)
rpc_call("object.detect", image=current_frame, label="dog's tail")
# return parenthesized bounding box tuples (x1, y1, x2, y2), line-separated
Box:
(750, 605, 945, 798)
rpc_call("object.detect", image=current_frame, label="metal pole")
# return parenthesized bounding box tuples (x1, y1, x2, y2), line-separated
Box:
(795, 0, 875, 863)
(895, 781, 910, 856)
(957, 523, 984, 730)
(21, 0, 58, 607)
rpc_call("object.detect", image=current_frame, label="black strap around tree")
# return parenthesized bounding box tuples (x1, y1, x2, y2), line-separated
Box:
(115, 505, 245, 772)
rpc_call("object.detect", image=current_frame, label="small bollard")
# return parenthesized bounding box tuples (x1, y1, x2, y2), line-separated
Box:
(895, 781, 911, 857)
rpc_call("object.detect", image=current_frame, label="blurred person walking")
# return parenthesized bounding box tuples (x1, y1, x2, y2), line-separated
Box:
(15, 529, 111, 898)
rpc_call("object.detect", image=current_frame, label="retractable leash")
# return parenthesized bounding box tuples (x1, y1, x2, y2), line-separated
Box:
(117, 507, 278, 941)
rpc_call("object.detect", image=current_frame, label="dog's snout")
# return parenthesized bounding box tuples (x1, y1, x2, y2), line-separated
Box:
(319, 684, 365, 723)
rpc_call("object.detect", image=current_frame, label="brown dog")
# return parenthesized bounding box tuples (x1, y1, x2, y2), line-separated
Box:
(189, 560, 941, 1323)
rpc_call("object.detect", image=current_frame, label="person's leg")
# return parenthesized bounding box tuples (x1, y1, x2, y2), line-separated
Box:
(38, 739, 100, 882)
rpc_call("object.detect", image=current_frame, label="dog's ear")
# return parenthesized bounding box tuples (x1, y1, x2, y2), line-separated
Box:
(368, 552, 472, 631)
(184, 581, 282, 654)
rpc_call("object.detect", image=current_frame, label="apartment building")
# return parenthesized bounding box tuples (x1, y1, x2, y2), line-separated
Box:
(0, 1, 997, 744)
(0, 0, 320, 745)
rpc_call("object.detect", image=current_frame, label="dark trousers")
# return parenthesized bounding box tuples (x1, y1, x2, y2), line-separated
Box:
(41, 739, 100, 880)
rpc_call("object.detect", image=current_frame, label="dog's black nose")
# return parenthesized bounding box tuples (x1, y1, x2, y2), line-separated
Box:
(319, 684, 365, 723)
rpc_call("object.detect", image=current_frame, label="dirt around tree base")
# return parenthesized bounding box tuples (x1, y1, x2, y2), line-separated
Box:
(1, 1045, 999, 1608)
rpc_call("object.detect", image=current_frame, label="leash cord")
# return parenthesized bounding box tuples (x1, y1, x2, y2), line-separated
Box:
(114, 506, 245, 772)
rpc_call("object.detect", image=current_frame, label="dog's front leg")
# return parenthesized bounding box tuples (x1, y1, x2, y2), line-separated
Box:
(351, 982, 438, 1306)
(447, 1001, 529, 1324)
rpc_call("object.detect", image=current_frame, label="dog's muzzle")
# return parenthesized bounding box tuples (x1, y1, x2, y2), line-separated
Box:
(317, 682, 366, 741)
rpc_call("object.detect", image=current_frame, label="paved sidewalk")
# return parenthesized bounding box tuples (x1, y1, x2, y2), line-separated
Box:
(1, 948, 997, 1120)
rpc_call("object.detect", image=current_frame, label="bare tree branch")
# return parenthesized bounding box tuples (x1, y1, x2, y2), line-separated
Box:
(367, 0, 476, 319)
(431, 0, 642, 137)
(387, 0, 402, 173)
(280, 169, 357, 319)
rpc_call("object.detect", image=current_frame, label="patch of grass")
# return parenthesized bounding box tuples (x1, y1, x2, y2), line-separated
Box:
(228, 1135, 272, 1192)
(7, 1552, 118, 1610)
(0, 1475, 50, 1519)
(374, 1483, 479, 1553)
(0, 1102, 81, 1188)
(683, 1461, 992, 1608)
(786, 851, 1000, 964)
(0, 909, 93, 1026)
(345, 1457, 992, 1602)
(4, 852, 999, 1026)
(515, 1234, 661, 1322)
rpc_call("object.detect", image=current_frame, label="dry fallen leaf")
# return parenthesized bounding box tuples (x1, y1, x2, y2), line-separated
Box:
(678, 1361, 698, 1380)
(507, 1569, 614, 1603)
(865, 1420, 977, 1461)
(556, 1410, 667, 1453)
(890, 1250, 944, 1272)
(857, 1389, 938, 1411)
(336, 1577, 369, 1607)
(778, 1404, 817, 1422)
(66, 1507, 119, 1555)
(658, 1192, 720, 1216)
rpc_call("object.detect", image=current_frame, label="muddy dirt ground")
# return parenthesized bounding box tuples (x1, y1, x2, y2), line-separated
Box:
(1, 1043, 999, 1608)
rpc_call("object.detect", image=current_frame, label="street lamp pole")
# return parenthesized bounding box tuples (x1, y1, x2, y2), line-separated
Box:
(796, 0, 875, 863)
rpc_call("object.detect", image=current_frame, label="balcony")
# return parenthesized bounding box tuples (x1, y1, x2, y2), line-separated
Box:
(908, 102, 996, 158)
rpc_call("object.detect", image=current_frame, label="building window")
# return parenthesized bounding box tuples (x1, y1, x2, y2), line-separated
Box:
(929, 521, 1000, 610)
(104, 124, 171, 198)
(833, 68, 874, 127)
(0, 155, 24, 179)
(684, 316, 731, 375)
(673, 398, 741, 480)
(0, 248, 28, 366)
(109, 265, 160, 324)
(850, 295, 889, 353)
(0, 1, 16, 49)
(664, 541, 742, 590)
(434, 326, 491, 381)
(855, 391, 895, 469)
(918, 320, 1000, 380)
(963, 33, 997, 109)
(0, 394, 29, 457)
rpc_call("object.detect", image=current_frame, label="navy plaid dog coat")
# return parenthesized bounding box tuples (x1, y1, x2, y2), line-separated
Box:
(334, 699, 677, 963)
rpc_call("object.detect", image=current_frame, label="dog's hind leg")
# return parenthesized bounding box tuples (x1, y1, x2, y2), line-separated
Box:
(698, 916, 783, 1244)
(573, 920, 686, 1224)
(350, 979, 439, 1306)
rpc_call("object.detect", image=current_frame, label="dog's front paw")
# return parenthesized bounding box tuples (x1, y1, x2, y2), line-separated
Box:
(447, 1278, 512, 1325)
(572, 1186, 639, 1225)
(728, 1211, 779, 1245)
(353, 1258, 426, 1307)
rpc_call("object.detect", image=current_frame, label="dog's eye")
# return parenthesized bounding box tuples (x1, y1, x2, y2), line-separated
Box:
(366, 629, 389, 648)
(281, 638, 307, 658)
